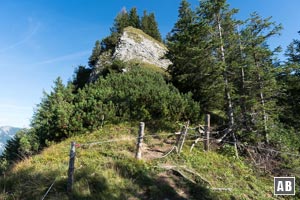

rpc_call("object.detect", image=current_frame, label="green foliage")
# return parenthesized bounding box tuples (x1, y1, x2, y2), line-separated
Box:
(141, 11, 162, 42)
(269, 124, 300, 152)
(0, 129, 39, 171)
(75, 66, 200, 127)
(278, 32, 300, 131)
(128, 7, 140, 28)
(0, 124, 279, 199)
(100, 32, 120, 53)
(285, 31, 300, 63)
(31, 77, 75, 146)
(72, 65, 92, 90)
(88, 40, 101, 69)
(28, 64, 200, 151)
(219, 144, 237, 158)
(111, 7, 130, 33)
(100, 59, 128, 77)
(236, 12, 282, 141)
(168, 0, 283, 144)
(167, 0, 227, 122)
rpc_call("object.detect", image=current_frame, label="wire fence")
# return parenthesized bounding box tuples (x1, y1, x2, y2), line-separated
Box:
(63, 121, 300, 197)
(73, 128, 300, 158)
(41, 177, 57, 200)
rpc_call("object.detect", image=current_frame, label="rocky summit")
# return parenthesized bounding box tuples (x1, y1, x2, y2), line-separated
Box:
(113, 27, 171, 69)
(90, 27, 172, 80)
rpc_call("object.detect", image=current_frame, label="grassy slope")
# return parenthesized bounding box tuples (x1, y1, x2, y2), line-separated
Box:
(124, 27, 167, 50)
(0, 123, 292, 200)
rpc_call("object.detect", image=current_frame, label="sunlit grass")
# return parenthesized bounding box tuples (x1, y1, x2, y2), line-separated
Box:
(0, 123, 286, 199)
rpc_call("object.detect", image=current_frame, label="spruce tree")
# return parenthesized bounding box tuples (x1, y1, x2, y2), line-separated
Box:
(129, 7, 140, 28)
(167, 0, 225, 117)
(88, 40, 101, 69)
(141, 10, 149, 32)
(111, 7, 130, 33)
(31, 77, 75, 146)
(239, 13, 282, 142)
(278, 32, 300, 130)
(73, 65, 92, 90)
(169, 0, 282, 144)
(141, 11, 162, 41)
(286, 32, 300, 63)
(147, 13, 162, 41)
(196, 0, 240, 128)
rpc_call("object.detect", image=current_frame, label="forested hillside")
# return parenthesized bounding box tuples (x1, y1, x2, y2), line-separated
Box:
(1, 0, 300, 199)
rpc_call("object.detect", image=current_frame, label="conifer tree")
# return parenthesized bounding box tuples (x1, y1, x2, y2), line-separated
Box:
(167, 0, 225, 117)
(239, 13, 282, 142)
(111, 7, 130, 33)
(88, 40, 101, 69)
(286, 33, 300, 63)
(141, 11, 162, 41)
(169, 0, 282, 144)
(73, 65, 92, 90)
(278, 32, 300, 130)
(197, 0, 240, 129)
(141, 10, 149, 32)
(129, 7, 140, 28)
(31, 77, 75, 146)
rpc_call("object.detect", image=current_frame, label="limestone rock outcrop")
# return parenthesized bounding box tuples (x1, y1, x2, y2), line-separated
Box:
(112, 27, 171, 69)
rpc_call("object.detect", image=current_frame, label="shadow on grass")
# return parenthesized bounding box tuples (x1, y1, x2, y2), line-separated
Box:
(0, 166, 111, 200)
(71, 166, 111, 200)
(115, 159, 219, 200)
(0, 166, 69, 199)
(0, 159, 220, 200)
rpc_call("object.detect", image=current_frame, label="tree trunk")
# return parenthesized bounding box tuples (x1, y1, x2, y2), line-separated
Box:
(216, 13, 234, 127)
(238, 28, 249, 130)
(216, 13, 239, 157)
(254, 54, 268, 143)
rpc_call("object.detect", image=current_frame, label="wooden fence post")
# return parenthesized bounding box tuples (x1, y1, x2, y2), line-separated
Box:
(67, 141, 76, 194)
(178, 121, 189, 154)
(232, 133, 239, 159)
(176, 125, 185, 149)
(204, 114, 210, 151)
(135, 122, 145, 160)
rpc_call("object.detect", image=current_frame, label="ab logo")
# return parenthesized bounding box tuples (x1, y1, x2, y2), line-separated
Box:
(274, 177, 295, 195)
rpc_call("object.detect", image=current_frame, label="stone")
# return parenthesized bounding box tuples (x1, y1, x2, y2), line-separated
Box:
(113, 27, 172, 69)
(91, 27, 172, 80)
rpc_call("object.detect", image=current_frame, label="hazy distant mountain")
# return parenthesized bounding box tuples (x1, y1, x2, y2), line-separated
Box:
(0, 126, 20, 154)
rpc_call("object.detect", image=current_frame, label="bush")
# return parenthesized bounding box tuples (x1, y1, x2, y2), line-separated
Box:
(0, 129, 39, 172)
(79, 66, 200, 123)
(29, 63, 200, 152)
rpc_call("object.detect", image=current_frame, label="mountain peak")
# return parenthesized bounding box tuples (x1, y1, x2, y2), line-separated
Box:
(0, 126, 18, 133)
(113, 27, 171, 69)
(90, 27, 172, 80)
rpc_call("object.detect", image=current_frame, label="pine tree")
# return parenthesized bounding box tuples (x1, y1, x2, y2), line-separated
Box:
(141, 10, 149, 32)
(129, 7, 140, 28)
(278, 32, 300, 130)
(167, 0, 225, 118)
(147, 13, 162, 41)
(196, 0, 241, 129)
(286, 32, 300, 63)
(111, 7, 130, 33)
(239, 13, 282, 142)
(88, 40, 101, 69)
(169, 0, 282, 144)
(72, 65, 92, 90)
(31, 77, 75, 146)
(141, 11, 162, 41)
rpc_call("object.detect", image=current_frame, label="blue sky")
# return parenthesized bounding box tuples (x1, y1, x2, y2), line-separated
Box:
(0, 0, 300, 128)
